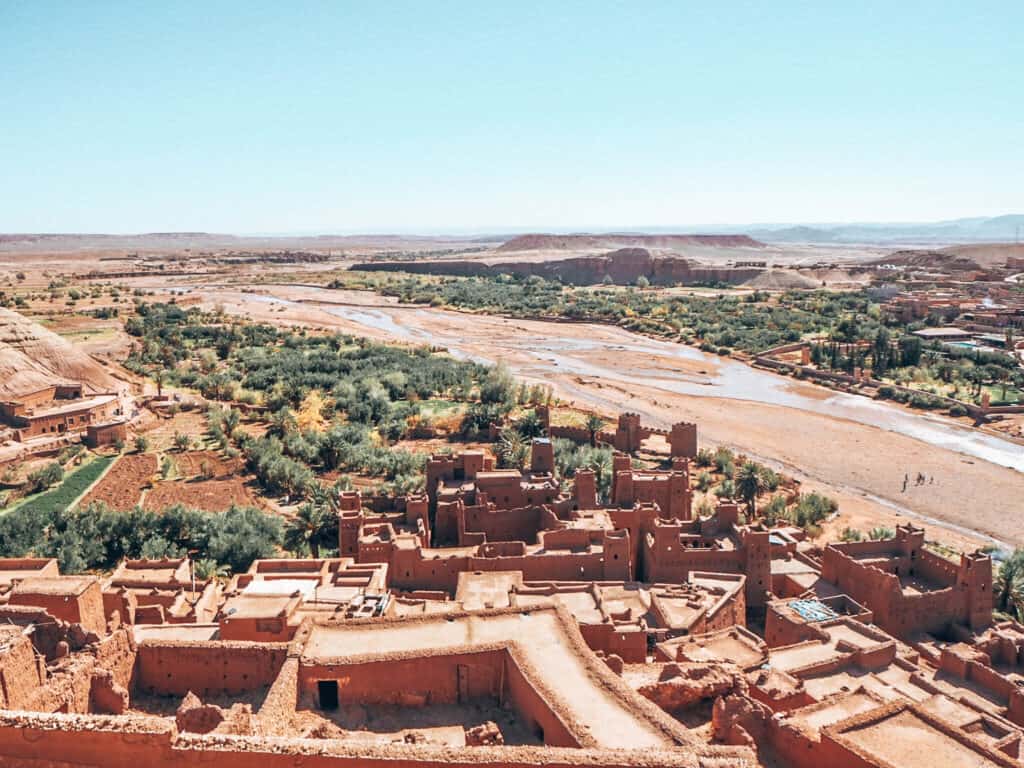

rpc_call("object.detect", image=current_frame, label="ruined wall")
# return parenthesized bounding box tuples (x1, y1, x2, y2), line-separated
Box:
(820, 542, 987, 637)
(20, 630, 136, 715)
(0, 635, 45, 710)
(643, 534, 745, 586)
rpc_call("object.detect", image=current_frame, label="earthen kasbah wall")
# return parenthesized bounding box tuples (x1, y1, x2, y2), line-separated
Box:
(0, 715, 747, 768)
(13, 629, 137, 715)
(642, 523, 770, 607)
(352, 248, 764, 286)
(134, 641, 288, 697)
(301, 650, 505, 707)
(0, 634, 46, 710)
(820, 527, 992, 637)
(379, 533, 632, 593)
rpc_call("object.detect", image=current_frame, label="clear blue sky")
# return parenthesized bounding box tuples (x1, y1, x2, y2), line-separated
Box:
(1, 1, 1021, 234)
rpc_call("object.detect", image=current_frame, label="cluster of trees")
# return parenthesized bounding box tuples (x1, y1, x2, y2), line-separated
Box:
(552, 439, 615, 504)
(372, 274, 891, 355)
(0, 500, 283, 576)
(124, 303, 510, 493)
(25, 461, 64, 494)
(694, 448, 782, 514)
(995, 550, 1024, 622)
(241, 425, 425, 498)
(839, 527, 895, 543)
(810, 327, 1022, 406)
(126, 303, 489, 420)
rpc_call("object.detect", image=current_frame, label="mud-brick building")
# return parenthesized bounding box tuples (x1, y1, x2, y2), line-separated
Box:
(0, 383, 123, 441)
(821, 523, 993, 638)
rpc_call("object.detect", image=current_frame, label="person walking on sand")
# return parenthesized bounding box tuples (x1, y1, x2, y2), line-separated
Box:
(902, 474, 908, 493)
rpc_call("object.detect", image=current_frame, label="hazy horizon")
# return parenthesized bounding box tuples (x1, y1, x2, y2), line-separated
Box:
(2, 2, 1021, 233)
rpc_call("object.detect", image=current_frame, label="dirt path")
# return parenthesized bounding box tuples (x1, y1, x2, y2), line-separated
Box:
(188, 285, 1023, 552)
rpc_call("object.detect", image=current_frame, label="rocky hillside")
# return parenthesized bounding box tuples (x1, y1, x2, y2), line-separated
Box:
(0, 307, 120, 398)
(496, 233, 764, 252)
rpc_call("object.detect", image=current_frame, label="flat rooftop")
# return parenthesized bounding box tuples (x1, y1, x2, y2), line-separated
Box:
(26, 394, 118, 419)
(303, 608, 680, 749)
(11, 576, 96, 597)
(832, 707, 1012, 768)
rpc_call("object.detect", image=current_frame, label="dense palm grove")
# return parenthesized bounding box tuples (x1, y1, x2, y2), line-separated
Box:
(0, 303, 527, 576)
(378, 274, 874, 353)
(124, 302, 507, 495)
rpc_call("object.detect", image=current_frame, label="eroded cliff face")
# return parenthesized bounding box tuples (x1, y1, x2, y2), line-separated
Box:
(355, 248, 764, 286)
(496, 234, 765, 252)
(0, 307, 119, 397)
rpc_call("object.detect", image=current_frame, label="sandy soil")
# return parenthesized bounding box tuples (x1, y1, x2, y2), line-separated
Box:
(181, 285, 1024, 552)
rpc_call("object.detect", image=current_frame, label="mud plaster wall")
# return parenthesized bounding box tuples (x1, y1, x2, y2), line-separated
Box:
(579, 623, 647, 663)
(502, 650, 581, 748)
(300, 649, 505, 707)
(0, 636, 44, 710)
(254, 655, 299, 736)
(134, 642, 287, 697)
(0, 714, 745, 768)
(462, 505, 546, 545)
(20, 630, 136, 714)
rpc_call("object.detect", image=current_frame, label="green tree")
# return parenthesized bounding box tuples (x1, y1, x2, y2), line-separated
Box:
(735, 461, 765, 516)
(516, 409, 545, 439)
(284, 498, 336, 558)
(497, 427, 529, 470)
(994, 551, 1024, 621)
(584, 413, 605, 447)
(207, 506, 283, 574)
(173, 432, 191, 452)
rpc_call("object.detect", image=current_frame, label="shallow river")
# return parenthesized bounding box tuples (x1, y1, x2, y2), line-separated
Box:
(246, 291, 1023, 474)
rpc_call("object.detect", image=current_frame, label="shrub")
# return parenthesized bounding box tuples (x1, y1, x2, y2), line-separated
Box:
(26, 462, 64, 495)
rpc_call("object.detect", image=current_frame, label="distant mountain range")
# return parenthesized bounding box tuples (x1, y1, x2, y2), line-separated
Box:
(743, 215, 1024, 244)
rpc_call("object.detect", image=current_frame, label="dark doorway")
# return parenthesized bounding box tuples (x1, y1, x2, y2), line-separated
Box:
(317, 680, 338, 710)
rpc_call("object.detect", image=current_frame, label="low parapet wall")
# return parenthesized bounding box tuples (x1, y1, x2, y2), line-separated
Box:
(0, 709, 751, 767)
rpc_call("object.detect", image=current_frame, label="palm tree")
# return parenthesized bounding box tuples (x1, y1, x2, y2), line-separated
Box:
(284, 497, 335, 558)
(735, 461, 764, 516)
(584, 413, 605, 447)
(498, 427, 529, 470)
(193, 557, 230, 581)
(588, 450, 614, 504)
(516, 410, 545, 439)
(995, 552, 1024, 621)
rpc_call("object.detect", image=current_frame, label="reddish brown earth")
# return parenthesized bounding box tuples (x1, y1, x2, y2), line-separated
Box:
(79, 454, 157, 512)
(143, 477, 262, 512)
(173, 450, 244, 479)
